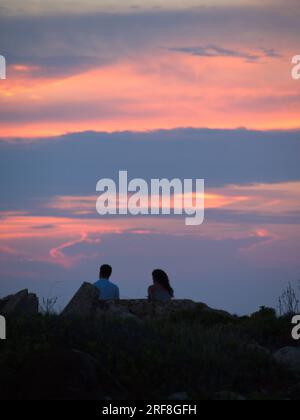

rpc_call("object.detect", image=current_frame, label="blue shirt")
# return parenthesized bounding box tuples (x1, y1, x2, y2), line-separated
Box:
(93, 278, 120, 300)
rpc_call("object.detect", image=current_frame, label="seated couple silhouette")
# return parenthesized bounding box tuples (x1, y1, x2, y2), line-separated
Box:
(93, 264, 174, 301)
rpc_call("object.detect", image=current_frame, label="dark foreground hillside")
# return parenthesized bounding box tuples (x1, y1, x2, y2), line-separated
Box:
(0, 307, 300, 400)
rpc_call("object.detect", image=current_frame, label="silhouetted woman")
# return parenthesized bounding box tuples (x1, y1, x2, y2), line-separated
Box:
(148, 269, 174, 301)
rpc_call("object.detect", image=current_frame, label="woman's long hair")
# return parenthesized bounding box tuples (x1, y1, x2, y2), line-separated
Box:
(152, 269, 174, 297)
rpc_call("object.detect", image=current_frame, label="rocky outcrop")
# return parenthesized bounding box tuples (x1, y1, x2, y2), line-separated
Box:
(61, 282, 101, 317)
(95, 298, 226, 320)
(274, 347, 300, 373)
(61, 282, 232, 320)
(0, 289, 39, 316)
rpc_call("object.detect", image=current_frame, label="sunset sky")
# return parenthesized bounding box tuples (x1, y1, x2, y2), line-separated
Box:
(0, 0, 299, 313)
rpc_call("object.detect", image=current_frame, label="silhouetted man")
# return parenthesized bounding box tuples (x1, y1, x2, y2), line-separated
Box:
(94, 264, 120, 300)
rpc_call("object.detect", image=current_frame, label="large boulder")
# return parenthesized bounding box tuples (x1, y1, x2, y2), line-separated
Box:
(274, 347, 300, 373)
(95, 299, 232, 321)
(0, 289, 39, 316)
(61, 282, 100, 317)
(61, 283, 232, 321)
(97, 299, 200, 320)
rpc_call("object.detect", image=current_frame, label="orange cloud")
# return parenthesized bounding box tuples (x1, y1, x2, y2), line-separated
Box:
(1, 181, 300, 267)
(0, 207, 299, 268)
(1, 52, 299, 138)
(47, 181, 300, 216)
(49, 232, 102, 268)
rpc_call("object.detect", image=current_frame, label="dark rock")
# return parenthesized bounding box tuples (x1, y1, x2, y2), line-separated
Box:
(168, 392, 189, 400)
(0, 289, 39, 316)
(274, 347, 300, 373)
(95, 299, 232, 321)
(61, 283, 233, 321)
(61, 282, 100, 317)
(213, 391, 246, 401)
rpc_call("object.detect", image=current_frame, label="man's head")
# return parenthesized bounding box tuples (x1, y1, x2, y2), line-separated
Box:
(99, 264, 112, 280)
